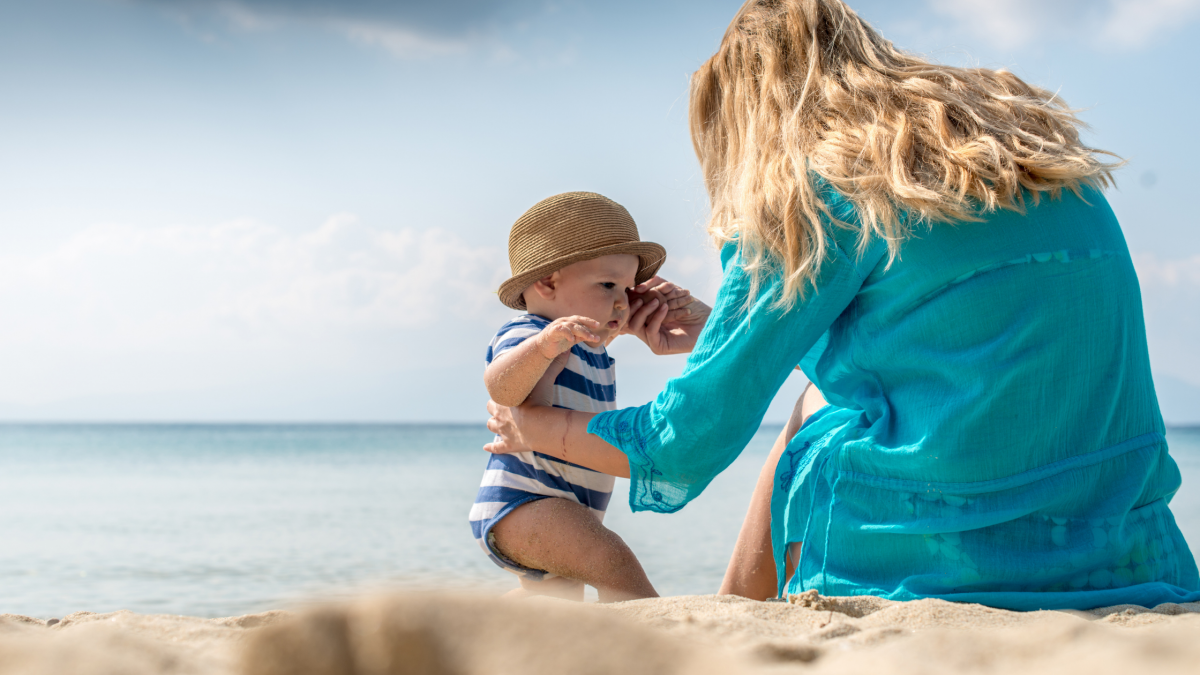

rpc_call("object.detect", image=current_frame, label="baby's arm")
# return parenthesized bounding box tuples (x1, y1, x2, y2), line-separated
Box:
(485, 315, 601, 407)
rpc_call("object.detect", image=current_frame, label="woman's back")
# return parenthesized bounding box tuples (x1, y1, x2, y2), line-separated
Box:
(816, 187, 1169, 481)
(787, 188, 1193, 607)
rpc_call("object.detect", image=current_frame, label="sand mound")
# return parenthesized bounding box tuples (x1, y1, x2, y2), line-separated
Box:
(1, 592, 1198, 675)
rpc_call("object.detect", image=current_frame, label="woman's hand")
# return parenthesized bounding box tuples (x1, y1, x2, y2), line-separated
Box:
(624, 276, 712, 355)
(484, 351, 565, 455)
(484, 399, 535, 455)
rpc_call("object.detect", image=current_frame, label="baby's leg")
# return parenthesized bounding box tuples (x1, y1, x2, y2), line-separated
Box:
(491, 498, 657, 602)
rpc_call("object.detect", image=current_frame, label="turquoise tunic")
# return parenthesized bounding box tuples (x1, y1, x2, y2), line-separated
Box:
(588, 185, 1200, 610)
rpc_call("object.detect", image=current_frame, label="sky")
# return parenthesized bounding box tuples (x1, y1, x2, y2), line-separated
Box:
(0, 0, 1198, 424)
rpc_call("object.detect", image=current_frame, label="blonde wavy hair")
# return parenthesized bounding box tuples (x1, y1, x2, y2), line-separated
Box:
(690, 0, 1119, 307)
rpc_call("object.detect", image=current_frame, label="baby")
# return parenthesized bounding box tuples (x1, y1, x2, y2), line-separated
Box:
(468, 191, 687, 602)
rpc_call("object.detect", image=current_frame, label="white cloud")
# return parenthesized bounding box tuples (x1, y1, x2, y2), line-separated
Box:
(212, 0, 278, 31)
(332, 20, 469, 58)
(148, 0, 491, 58)
(1134, 252, 1200, 288)
(0, 214, 726, 419)
(0, 216, 508, 343)
(924, 0, 1200, 51)
(1100, 0, 1200, 48)
(926, 0, 1048, 50)
(0, 216, 512, 406)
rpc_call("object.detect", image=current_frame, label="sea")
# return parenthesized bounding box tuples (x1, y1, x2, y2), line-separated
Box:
(1, 424, 1198, 619)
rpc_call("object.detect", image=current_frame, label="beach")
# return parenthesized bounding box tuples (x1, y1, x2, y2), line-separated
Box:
(2, 591, 1198, 675)
(6, 0, 1200, 671)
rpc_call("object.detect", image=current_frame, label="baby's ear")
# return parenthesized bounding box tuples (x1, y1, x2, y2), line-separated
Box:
(530, 272, 559, 299)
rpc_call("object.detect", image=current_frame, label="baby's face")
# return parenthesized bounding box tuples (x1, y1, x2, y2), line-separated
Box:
(546, 254, 640, 345)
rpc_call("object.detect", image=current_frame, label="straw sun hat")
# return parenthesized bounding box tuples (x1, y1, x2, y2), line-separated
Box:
(498, 192, 666, 310)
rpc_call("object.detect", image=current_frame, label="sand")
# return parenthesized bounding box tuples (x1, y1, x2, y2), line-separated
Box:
(1, 592, 1197, 675)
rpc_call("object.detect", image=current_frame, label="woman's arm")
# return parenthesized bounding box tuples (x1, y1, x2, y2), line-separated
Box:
(484, 401, 630, 477)
(590, 237, 884, 513)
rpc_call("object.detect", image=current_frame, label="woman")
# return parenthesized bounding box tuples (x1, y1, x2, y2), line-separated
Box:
(485, 0, 1200, 610)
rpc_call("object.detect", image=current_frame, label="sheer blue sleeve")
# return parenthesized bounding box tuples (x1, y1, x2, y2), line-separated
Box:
(588, 233, 884, 513)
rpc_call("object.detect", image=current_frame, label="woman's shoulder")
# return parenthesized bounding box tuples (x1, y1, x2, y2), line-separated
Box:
(875, 186, 1124, 276)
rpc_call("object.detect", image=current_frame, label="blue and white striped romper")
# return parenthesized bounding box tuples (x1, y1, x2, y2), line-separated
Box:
(469, 314, 618, 580)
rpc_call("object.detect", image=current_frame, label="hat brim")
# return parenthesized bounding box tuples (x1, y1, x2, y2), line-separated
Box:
(498, 241, 667, 310)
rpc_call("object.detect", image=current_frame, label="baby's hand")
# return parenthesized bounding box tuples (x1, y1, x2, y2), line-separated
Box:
(536, 316, 602, 360)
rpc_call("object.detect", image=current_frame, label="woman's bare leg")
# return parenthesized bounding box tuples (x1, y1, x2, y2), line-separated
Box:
(491, 497, 658, 603)
(718, 383, 827, 600)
